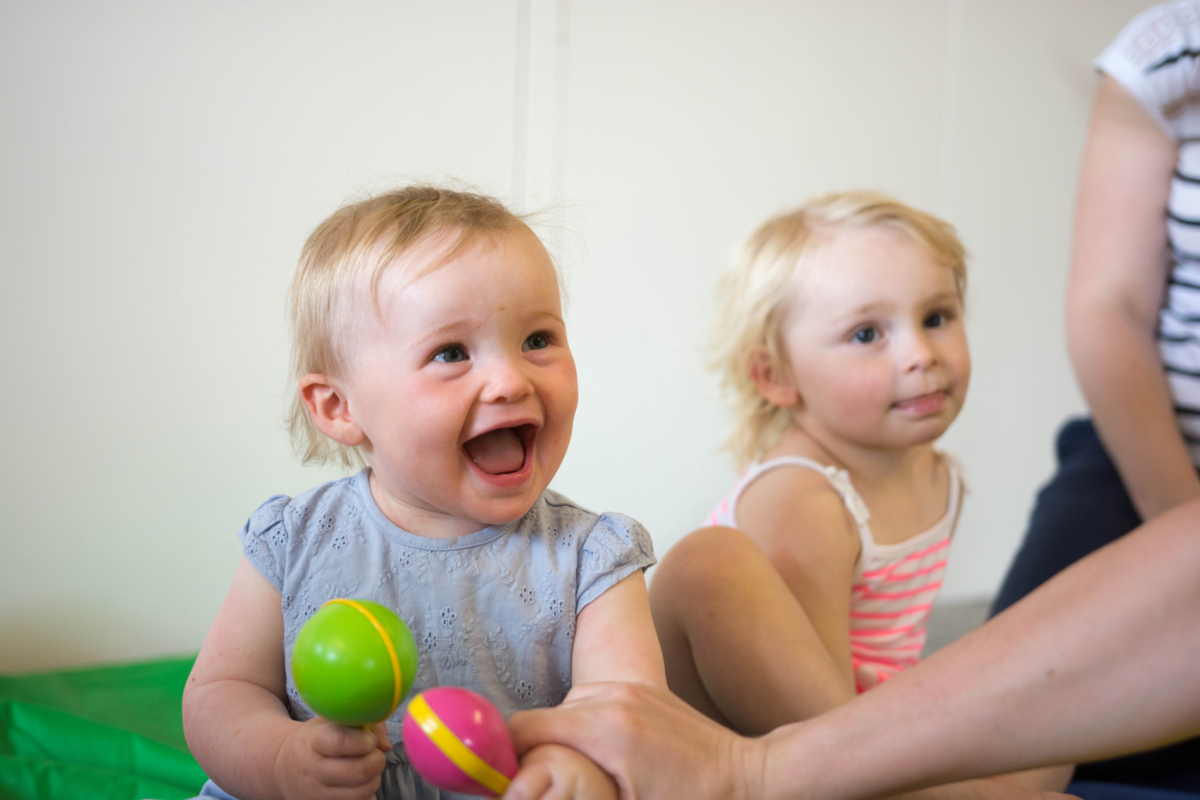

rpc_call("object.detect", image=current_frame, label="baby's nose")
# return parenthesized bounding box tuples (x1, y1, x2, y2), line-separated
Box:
(480, 357, 532, 402)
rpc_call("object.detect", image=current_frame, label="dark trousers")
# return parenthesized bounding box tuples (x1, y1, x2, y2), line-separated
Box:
(992, 418, 1200, 794)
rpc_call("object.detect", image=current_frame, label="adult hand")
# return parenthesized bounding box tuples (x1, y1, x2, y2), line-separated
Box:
(509, 682, 764, 800)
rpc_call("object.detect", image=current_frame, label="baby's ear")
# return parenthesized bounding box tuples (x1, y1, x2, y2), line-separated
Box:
(299, 375, 366, 447)
(749, 350, 800, 408)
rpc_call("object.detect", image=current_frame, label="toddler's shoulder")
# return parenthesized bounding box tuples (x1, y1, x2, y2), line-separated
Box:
(739, 464, 860, 552)
(741, 460, 848, 511)
(236, 473, 365, 589)
(535, 490, 657, 609)
(536, 490, 652, 553)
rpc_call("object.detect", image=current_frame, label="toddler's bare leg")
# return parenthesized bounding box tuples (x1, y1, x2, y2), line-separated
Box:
(650, 526, 854, 736)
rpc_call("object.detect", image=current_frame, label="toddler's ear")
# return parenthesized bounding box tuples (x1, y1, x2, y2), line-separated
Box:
(299, 375, 366, 447)
(749, 350, 801, 408)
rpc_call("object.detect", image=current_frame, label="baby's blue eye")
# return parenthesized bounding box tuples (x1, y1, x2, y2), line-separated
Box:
(434, 345, 468, 363)
(924, 312, 946, 328)
(523, 332, 550, 351)
(852, 328, 878, 344)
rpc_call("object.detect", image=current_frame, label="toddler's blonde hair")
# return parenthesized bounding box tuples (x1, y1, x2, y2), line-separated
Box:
(287, 185, 530, 468)
(711, 191, 967, 466)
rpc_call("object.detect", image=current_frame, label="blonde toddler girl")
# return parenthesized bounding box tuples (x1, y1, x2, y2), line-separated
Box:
(651, 192, 969, 734)
(182, 186, 666, 800)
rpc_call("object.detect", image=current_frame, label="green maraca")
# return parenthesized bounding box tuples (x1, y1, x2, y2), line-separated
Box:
(292, 598, 419, 726)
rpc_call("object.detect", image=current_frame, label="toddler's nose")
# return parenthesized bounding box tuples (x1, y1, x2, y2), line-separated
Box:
(902, 332, 938, 372)
(480, 355, 533, 403)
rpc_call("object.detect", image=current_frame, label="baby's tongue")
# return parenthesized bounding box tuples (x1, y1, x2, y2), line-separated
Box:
(463, 428, 526, 475)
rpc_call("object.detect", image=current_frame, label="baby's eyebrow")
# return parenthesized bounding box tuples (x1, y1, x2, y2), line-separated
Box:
(409, 319, 479, 349)
(409, 309, 565, 348)
(526, 309, 565, 326)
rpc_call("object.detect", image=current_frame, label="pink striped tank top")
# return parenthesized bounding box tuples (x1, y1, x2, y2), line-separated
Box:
(706, 455, 964, 693)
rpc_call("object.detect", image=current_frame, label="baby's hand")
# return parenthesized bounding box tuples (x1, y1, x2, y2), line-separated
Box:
(273, 716, 391, 800)
(504, 743, 618, 800)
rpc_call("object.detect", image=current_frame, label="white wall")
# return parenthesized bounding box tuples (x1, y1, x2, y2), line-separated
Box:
(0, 1, 1156, 672)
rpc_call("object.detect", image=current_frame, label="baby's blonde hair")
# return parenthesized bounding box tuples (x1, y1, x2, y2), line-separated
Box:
(711, 191, 967, 466)
(287, 185, 530, 468)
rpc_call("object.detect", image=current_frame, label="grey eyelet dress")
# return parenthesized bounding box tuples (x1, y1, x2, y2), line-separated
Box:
(194, 468, 656, 800)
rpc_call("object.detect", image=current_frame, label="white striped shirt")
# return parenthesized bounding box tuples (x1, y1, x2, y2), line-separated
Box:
(1098, 0, 1200, 465)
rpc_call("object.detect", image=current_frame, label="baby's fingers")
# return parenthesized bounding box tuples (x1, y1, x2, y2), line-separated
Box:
(312, 720, 385, 757)
(368, 720, 392, 752)
(505, 744, 617, 800)
(502, 764, 552, 800)
(314, 750, 388, 791)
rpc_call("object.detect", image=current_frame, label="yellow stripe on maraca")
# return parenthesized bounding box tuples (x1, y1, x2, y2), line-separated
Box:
(407, 694, 511, 795)
(322, 598, 403, 714)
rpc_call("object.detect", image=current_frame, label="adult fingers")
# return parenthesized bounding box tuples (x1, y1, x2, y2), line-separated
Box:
(510, 704, 599, 758)
(511, 682, 692, 756)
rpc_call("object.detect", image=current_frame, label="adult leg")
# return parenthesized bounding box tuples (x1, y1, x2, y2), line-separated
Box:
(649, 526, 854, 737)
(993, 417, 1200, 792)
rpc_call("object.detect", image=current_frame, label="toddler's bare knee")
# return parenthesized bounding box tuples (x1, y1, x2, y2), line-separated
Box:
(655, 526, 768, 592)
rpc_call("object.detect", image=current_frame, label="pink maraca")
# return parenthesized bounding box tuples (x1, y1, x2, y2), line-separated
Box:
(402, 687, 518, 797)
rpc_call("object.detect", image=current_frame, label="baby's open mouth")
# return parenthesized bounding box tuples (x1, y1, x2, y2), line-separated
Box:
(463, 424, 535, 475)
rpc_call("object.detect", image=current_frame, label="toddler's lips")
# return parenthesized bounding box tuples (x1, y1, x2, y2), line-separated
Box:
(463, 424, 535, 476)
(893, 391, 946, 416)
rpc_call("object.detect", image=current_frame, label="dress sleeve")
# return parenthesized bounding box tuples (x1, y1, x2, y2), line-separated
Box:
(576, 512, 657, 611)
(1095, 0, 1200, 140)
(235, 495, 292, 590)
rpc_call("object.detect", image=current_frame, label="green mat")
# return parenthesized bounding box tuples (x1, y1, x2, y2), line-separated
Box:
(0, 655, 208, 800)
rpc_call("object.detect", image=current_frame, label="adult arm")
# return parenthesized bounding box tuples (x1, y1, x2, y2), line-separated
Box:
(1067, 75, 1197, 520)
(508, 498, 1200, 800)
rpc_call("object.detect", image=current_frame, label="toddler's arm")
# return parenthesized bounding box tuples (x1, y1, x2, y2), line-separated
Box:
(506, 571, 664, 799)
(570, 570, 666, 687)
(182, 557, 389, 800)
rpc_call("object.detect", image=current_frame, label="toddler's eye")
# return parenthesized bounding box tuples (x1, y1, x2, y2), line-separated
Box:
(523, 332, 550, 351)
(433, 345, 468, 363)
(924, 312, 948, 328)
(852, 327, 878, 344)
